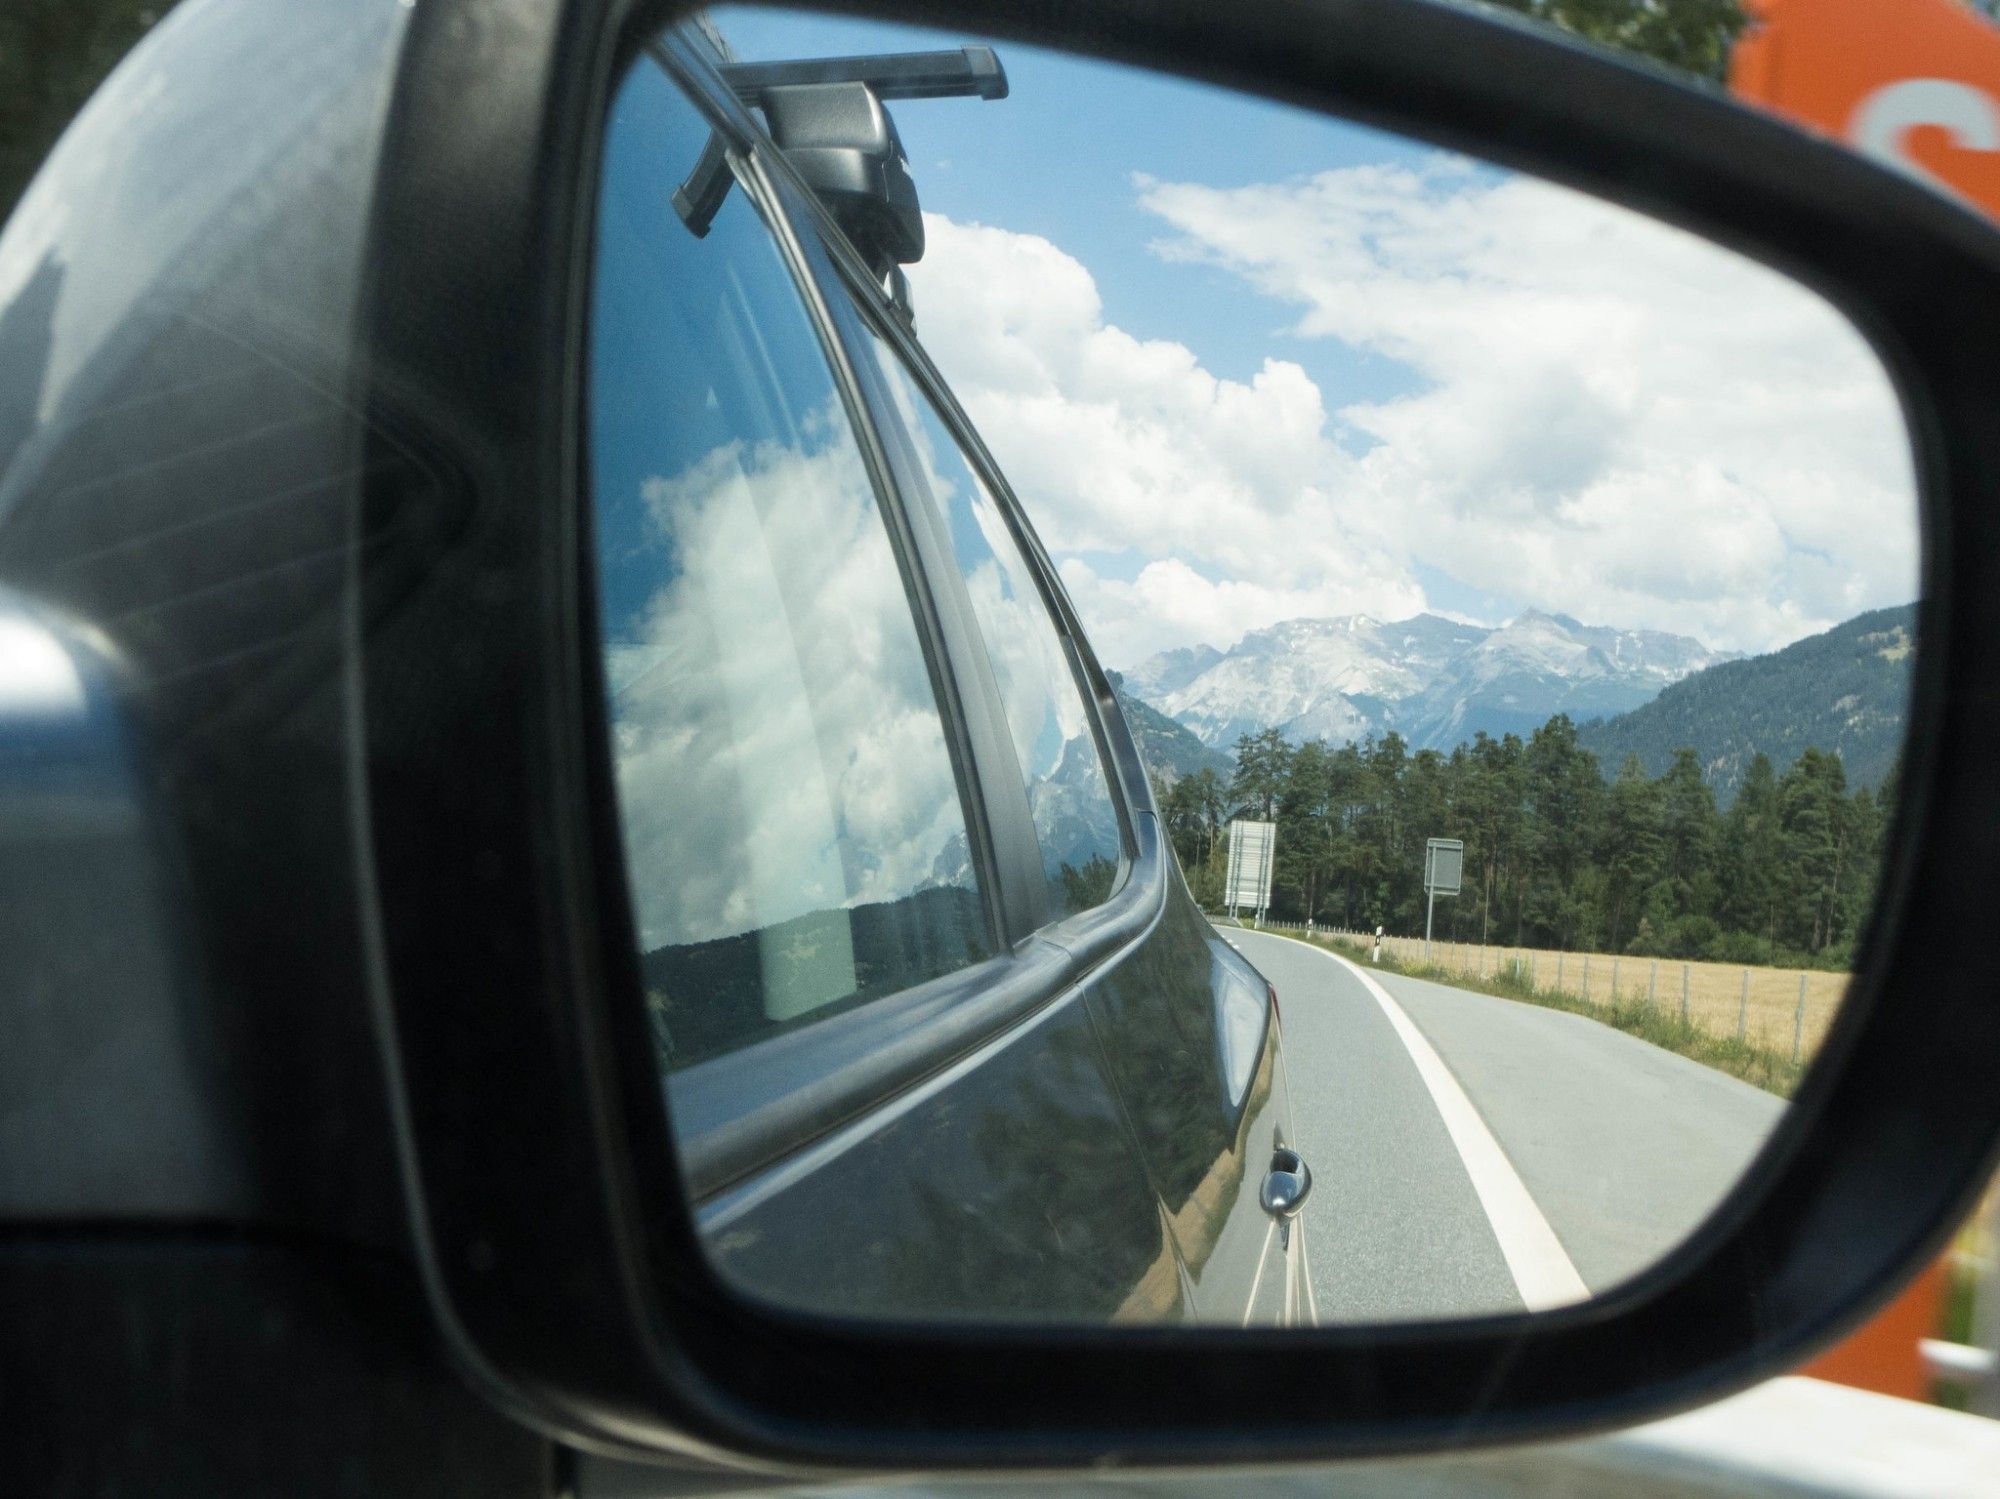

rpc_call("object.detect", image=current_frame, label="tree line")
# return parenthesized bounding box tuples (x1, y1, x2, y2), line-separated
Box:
(1153, 715, 1894, 970)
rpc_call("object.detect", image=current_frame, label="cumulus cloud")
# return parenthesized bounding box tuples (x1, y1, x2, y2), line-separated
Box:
(905, 215, 1427, 665)
(906, 159, 1917, 661)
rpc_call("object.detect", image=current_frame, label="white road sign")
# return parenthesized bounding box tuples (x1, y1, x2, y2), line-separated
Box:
(1225, 819, 1277, 916)
(1423, 836, 1463, 953)
(1425, 837, 1464, 896)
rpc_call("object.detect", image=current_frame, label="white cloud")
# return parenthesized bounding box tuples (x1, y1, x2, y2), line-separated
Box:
(906, 159, 1917, 662)
(905, 215, 1426, 665)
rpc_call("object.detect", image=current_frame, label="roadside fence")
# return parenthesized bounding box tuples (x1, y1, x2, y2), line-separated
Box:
(1252, 918, 1845, 1064)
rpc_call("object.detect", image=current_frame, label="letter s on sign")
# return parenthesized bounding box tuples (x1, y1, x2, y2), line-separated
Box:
(1850, 77, 2000, 205)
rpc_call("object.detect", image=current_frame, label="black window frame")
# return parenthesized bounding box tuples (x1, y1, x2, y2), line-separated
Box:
(816, 249, 1142, 918)
(763, 115, 1168, 973)
(640, 36, 1171, 1201)
(608, 42, 1006, 1189)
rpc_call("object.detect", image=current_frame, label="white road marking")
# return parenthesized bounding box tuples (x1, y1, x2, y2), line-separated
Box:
(1297, 1219, 1321, 1327)
(1283, 1226, 1296, 1320)
(1241, 1218, 1278, 1327)
(1249, 933, 1589, 1312)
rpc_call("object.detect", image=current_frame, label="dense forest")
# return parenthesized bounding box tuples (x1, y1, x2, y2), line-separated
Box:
(1154, 715, 1893, 970)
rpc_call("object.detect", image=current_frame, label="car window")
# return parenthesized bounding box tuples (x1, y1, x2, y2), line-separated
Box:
(857, 319, 1129, 920)
(588, 58, 995, 1071)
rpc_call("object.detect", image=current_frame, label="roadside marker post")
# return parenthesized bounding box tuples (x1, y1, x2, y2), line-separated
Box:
(1649, 959, 1658, 1007)
(1682, 964, 1691, 1023)
(1583, 954, 1591, 1001)
(1611, 957, 1620, 1000)
(1738, 969, 1751, 1040)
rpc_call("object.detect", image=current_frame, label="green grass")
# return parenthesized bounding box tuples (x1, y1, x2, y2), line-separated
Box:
(1265, 929, 1805, 1099)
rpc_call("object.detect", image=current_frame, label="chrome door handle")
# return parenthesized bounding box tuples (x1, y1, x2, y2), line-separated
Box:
(1260, 1147, 1312, 1219)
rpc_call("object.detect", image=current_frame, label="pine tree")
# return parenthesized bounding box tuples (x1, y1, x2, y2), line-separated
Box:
(1719, 754, 1784, 957)
(1599, 754, 1666, 950)
(1229, 728, 1292, 822)
(1776, 748, 1851, 952)
(1522, 715, 1604, 948)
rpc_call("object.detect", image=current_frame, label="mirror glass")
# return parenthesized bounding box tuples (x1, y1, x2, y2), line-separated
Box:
(586, 7, 1919, 1326)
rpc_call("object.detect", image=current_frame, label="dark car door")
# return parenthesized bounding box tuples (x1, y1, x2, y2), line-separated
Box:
(785, 153, 1305, 1325)
(588, 43, 1187, 1323)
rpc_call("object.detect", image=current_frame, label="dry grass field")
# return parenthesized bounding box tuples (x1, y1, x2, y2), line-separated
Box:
(1282, 925, 1847, 1062)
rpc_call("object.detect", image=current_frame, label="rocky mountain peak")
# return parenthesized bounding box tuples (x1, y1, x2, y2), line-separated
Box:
(1125, 610, 1730, 754)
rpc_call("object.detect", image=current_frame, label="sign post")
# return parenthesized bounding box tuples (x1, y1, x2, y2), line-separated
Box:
(1224, 819, 1277, 928)
(1423, 837, 1463, 958)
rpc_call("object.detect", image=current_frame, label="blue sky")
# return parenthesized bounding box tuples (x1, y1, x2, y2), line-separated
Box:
(703, 8, 1920, 666)
(715, 8, 1428, 414)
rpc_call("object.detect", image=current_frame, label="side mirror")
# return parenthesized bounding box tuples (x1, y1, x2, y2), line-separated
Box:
(347, 0, 2000, 1474)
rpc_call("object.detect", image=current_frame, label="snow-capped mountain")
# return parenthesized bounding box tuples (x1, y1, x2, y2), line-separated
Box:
(1120, 643, 1225, 702)
(1129, 610, 1732, 753)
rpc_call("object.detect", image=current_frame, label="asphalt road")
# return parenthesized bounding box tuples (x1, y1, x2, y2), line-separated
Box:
(1225, 928, 1787, 1325)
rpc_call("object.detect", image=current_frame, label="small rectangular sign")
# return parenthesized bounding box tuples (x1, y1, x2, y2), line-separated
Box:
(1424, 837, 1464, 896)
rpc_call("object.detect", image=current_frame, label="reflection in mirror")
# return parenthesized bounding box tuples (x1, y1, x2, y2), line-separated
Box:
(588, 8, 1919, 1327)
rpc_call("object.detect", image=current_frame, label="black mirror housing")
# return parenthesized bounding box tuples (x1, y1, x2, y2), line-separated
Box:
(340, 0, 2000, 1474)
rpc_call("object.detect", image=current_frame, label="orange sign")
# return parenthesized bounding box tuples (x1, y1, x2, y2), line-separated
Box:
(1732, 0, 2000, 217)
(1797, 1258, 1949, 1400)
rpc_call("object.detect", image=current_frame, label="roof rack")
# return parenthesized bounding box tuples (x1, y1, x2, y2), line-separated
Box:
(668, 38, 1006, 327)
(718, 46, 1008, 106)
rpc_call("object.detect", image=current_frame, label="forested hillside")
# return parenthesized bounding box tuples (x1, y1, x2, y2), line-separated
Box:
(1577, 605, 1913, 803)
(1156, 716, 1892, 969)
(1108, 672, 1234, 783)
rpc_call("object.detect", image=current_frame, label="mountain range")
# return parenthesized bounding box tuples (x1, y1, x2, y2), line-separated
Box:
(1575, 604, 1914, 800)
(1115, 604, 1915, 802)
(1122, 610, 1732, 755)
